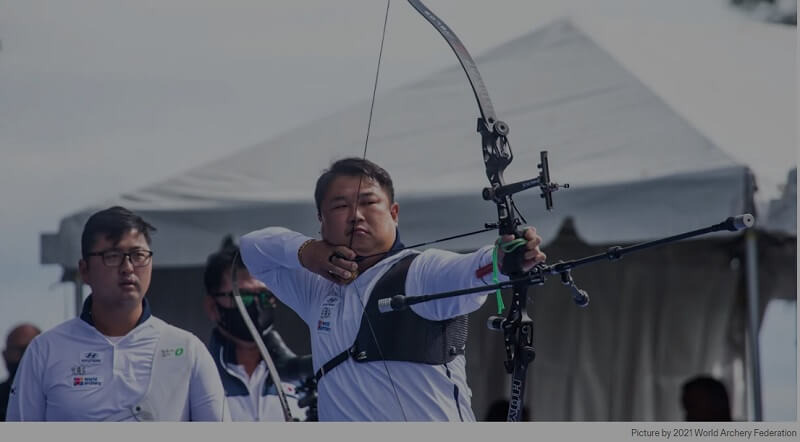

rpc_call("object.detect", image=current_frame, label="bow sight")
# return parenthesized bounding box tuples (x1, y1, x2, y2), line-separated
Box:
(482, 151, 569, 211)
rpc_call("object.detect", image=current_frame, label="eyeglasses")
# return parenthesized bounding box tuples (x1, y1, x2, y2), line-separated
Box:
(86, 250, 154, 267)
(212, 290, 275, 307)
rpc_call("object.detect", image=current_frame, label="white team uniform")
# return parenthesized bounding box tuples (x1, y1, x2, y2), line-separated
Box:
(240, 227, 498, 421)
(6, 298, 230, 421)
(208, 331, 307, 421)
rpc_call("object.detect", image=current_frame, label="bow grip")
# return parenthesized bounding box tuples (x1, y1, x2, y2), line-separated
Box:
(500, 229, 526, 277)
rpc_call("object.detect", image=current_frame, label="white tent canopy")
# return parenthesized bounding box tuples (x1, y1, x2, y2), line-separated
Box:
(764, 168, 797, 236)
(41, 18, 792, 421)
(42, 19, 752, 268)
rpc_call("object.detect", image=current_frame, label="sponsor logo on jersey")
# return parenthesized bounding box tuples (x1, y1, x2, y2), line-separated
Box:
(79, 351, 103, 365)
(160, 347, 185, 358)
(322, 296, 339, 307)
(318, 293, 339, 332)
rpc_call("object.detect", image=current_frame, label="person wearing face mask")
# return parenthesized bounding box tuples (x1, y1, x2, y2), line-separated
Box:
(0, 323, 40, 421)
(202, 239, 313, 421)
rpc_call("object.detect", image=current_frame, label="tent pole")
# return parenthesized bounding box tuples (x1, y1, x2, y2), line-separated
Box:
(74, 271, 83, 318)
(744, 229, 763, 420)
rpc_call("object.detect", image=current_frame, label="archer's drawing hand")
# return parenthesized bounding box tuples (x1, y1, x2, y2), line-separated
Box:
(299, 240, 359, 284)
(497, 226, 546, 273)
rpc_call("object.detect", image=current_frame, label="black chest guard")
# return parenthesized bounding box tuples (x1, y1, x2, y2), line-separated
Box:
(315, 253, 468, 381)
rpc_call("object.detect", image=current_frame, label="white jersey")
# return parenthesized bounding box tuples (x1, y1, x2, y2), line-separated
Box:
(208, 331, 306, 421)
(240, 227, 499, 421)
(6, 300, 230, 421)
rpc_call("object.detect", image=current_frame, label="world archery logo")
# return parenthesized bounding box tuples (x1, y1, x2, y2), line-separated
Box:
(72, 376, 102, 387)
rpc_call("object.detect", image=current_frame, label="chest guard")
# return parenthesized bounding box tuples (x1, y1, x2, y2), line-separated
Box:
(315, 253, 468, 381)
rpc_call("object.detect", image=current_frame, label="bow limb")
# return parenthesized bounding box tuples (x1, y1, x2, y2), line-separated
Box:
(407, 0, 518, 234)
(231, 256, 294, 421)
(407, 0, 496, 124)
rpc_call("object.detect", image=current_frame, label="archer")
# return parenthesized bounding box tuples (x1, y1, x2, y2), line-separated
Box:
(239, 157, 546, 421)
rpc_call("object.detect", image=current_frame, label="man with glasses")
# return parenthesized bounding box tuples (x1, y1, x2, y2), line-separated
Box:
(202, 240, 313, 421)
(6, 206, 229, 421)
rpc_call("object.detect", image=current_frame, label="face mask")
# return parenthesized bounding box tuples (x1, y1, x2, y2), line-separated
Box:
(216, 295, 275, 342)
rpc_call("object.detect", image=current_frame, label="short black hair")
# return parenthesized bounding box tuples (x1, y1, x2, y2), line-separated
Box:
(314, 157, 394, 215)
(681, 376, 731, 421)
(81, 206, 156, 259)
(203, 236, 245, 295)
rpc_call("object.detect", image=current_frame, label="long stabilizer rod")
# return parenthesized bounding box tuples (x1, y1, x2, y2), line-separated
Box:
(378, 214, 754, 313)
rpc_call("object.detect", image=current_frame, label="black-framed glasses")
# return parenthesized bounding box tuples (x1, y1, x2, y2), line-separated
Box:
(212, 290, 275, 307)
(86, 250, 154, 267)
